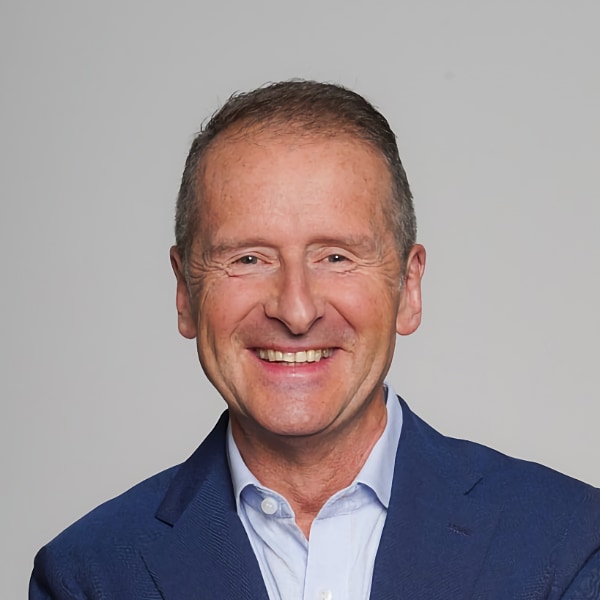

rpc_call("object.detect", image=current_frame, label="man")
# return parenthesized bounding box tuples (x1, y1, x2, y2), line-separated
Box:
(31, 80, 600, 599)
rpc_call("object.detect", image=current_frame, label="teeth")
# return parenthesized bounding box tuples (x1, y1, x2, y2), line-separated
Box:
(257, 348, 333, 363)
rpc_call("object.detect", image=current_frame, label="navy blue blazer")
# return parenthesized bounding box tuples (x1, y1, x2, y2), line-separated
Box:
(30, 398, 600, 599)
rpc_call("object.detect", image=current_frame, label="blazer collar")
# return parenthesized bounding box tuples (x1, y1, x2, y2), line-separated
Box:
(141, 399, 500, 599)
(141, 413, 269, 600)
(371, 397, 501, 599)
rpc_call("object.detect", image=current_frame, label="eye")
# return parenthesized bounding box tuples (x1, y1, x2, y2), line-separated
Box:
(318, 251, 356, 273)
(224, 250, 276, 277)
(237, 255, 259, 265)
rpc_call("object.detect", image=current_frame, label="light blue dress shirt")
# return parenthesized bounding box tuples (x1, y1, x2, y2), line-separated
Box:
(226, 384, 403, 600)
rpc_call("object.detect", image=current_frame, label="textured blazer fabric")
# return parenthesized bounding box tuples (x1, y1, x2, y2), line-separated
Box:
(30, 398, 600, 599)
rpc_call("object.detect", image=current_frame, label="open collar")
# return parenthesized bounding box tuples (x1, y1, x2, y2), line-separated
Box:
(140, 399, 500, 599)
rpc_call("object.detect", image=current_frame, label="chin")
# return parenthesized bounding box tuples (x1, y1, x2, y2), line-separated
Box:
(250, 408, 337, 440)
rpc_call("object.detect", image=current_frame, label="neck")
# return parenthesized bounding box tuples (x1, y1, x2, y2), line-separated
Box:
(231, 394, 387, 537)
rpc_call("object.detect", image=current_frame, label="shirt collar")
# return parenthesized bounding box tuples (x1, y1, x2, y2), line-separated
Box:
(355, 383, 402, 508)
(226, 382, 402, 511)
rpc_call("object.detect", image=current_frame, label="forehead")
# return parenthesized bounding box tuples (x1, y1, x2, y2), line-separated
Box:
(198, 128, 393, 216)
(190, 132, 398, 261)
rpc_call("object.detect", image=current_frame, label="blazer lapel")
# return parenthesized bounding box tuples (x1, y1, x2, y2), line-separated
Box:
(371, 399, 501, 600)
(141, 413, 269, 600)
(140, 400, 502, 599)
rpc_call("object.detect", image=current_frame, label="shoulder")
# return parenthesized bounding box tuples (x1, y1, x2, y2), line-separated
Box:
(398, 397, 600, 568)
(397, 396, 600, 535)
(30, 465, 181, 599)
(37, 411, 231, 558)
(40, 465, 179, 557)
(31, 413, 233, 598)
(394, 398, 600, 595)
(399, 395, 600, 505)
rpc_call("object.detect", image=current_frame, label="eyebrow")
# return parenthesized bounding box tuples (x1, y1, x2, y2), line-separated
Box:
(206, 234, 380, 256)
(205, 238, 274, 257)
(311, 235, 380, 252)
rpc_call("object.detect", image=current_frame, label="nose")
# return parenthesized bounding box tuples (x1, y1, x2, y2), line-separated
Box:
(264, 261, 322, 335)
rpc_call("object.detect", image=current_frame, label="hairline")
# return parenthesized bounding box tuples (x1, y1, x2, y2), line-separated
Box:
(184, 120, 409, 270)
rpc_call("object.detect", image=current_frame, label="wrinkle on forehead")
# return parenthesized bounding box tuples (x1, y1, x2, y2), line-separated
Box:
(189, 128, 399, 271)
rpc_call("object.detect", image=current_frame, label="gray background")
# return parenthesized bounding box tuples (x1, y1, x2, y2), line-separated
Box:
(2, 1, 599, 596)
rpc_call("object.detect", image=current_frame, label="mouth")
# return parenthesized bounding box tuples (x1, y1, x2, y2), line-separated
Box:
(256, 348, 333, 364)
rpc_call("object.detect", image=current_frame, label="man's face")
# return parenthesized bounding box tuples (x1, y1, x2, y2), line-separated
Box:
(172, 130, 424, 443)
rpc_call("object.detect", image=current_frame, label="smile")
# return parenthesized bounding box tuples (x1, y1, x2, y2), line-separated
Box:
(257, 348, 333, 363)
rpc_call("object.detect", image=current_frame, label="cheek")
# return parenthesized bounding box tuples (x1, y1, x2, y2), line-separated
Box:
(330, 278, 400, 331)
(197, 279, 263, 345)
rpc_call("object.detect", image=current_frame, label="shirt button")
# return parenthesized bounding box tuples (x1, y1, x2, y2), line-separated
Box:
(260, 497, 277, 515)
(318, 591, 333, 600)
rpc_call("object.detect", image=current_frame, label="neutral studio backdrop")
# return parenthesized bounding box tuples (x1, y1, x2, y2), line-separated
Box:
(2, 1, 599, 596)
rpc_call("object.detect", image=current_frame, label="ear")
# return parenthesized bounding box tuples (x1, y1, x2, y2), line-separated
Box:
(170, 246, 198, 339)
(396, 244, 426, 336)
